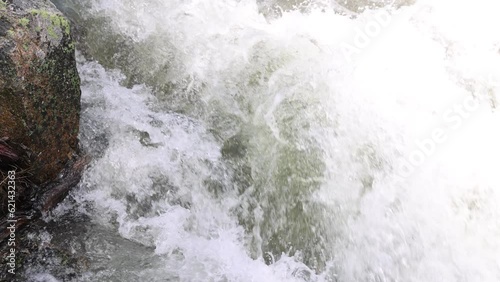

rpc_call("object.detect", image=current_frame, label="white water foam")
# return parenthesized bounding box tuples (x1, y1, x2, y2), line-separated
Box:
(58, 0, 500, 281)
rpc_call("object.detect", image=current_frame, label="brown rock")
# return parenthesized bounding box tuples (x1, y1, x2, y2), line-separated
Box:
(0, 0, 81, 184)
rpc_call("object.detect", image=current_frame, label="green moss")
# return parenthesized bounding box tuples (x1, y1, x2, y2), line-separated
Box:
(0, 0, 6, 10)
(47, 25, 57, 39)
(50, 14, 70, 35)
(70, 71, 80, 88)
(19, 17, 30, 27)
(30, 9, 50, 19)
(30, 9, 71, 37)
(62, 41, 76, 54)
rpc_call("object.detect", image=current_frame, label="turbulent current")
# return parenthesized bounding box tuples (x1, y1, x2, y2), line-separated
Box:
(27, 0, 500, 281)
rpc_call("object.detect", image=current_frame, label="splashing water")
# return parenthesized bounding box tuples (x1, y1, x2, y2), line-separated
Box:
(33, 0, 500, 281)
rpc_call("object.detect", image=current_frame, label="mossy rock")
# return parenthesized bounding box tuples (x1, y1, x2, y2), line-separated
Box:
(0, 0, 81, 184)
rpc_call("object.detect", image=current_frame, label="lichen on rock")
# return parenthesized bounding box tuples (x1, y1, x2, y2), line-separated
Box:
(0, 0, 81, 184)
(0, 3, 86, 279)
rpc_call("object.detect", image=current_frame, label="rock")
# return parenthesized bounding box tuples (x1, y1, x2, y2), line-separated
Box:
(0, 0, 84, 249)
(0, 139, 18, 163)
(0, 0, 81, 184)
(38, 155, 89, 213)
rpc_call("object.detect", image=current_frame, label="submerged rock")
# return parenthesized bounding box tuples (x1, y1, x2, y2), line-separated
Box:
(0, 0, 80, 184)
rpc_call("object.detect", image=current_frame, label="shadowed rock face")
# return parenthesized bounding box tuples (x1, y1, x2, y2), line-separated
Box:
(0, 0, 81, 184)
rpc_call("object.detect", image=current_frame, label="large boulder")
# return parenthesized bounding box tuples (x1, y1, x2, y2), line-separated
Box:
(0, 0, 81, 184)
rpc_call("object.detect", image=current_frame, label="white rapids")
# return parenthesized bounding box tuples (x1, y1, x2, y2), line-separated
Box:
(31, 0, 500, 281)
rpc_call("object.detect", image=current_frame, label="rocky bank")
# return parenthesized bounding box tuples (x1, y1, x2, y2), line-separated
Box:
(0, 0, 85, 278)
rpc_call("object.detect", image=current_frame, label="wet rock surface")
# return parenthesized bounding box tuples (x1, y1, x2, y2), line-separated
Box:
(0, 0, 81, 184)
(0, 1, 85, 279)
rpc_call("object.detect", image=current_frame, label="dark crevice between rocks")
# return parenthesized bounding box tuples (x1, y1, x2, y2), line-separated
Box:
(0, 139, 90, 281)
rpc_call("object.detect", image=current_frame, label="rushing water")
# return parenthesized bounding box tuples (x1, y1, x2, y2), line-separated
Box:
(27, 0, 500, 281)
